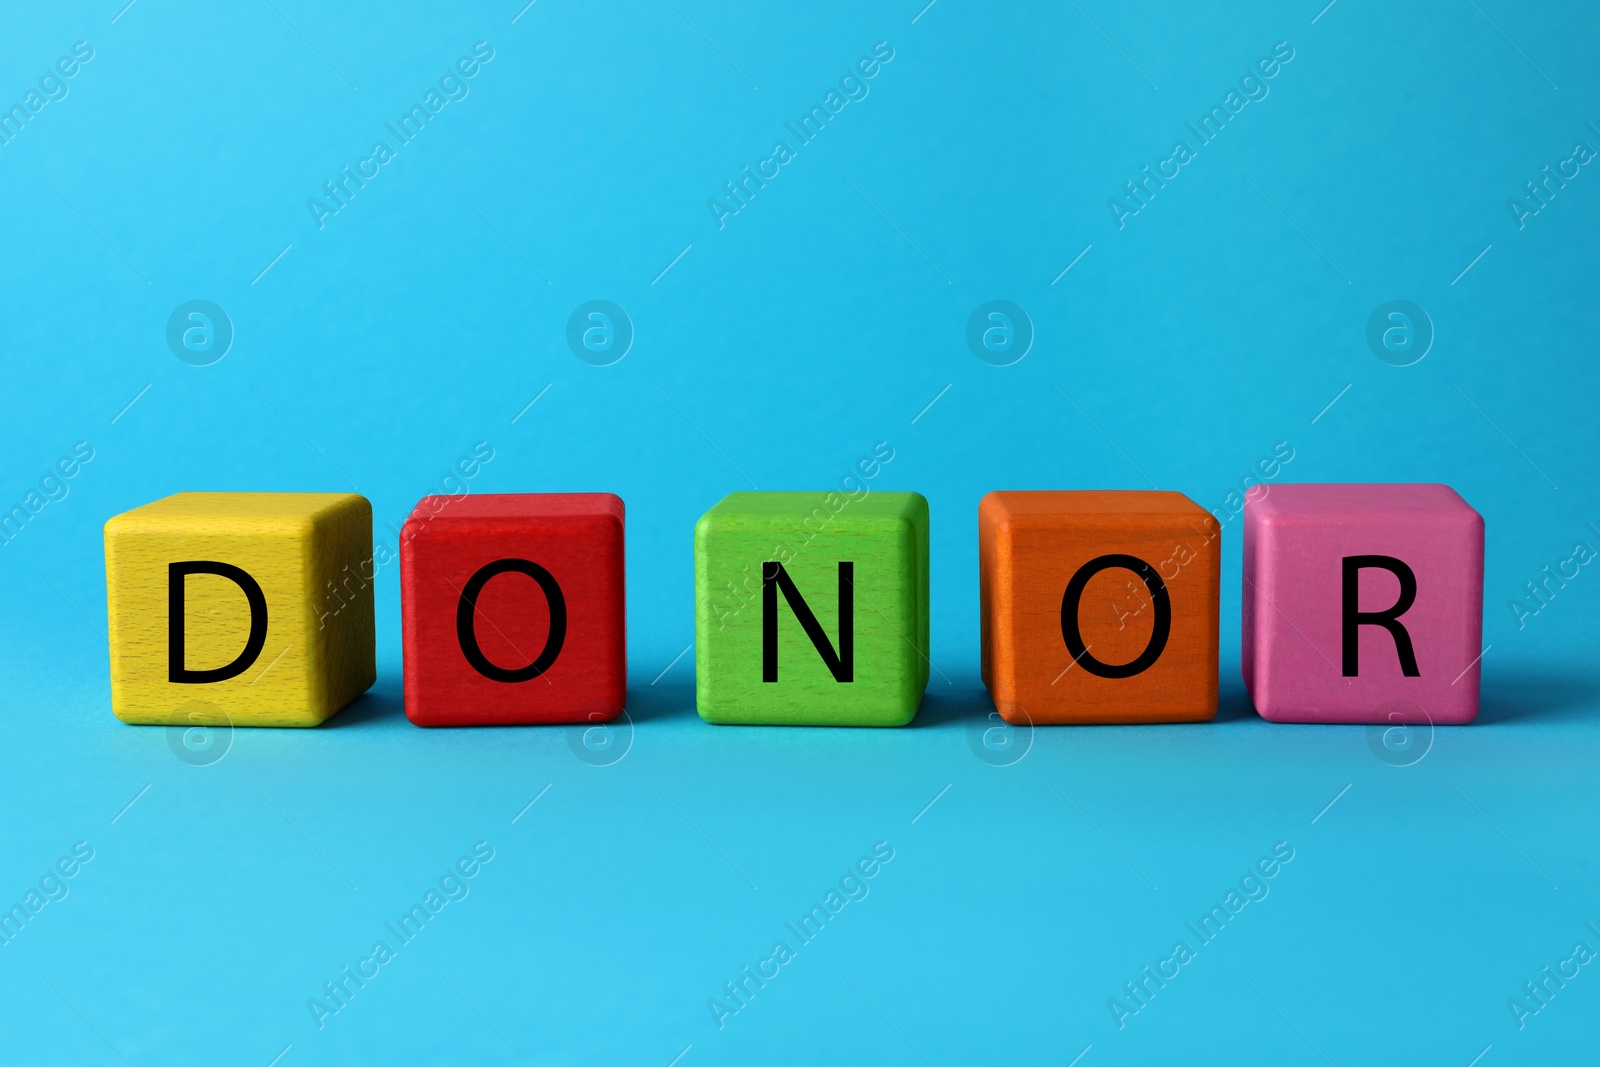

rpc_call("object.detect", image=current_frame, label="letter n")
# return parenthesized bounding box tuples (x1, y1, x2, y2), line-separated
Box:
(762, 562, 853, 682)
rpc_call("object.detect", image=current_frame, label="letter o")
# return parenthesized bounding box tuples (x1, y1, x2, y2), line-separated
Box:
(1060, 554, 1171, 679)
(455, 558, 567, 682)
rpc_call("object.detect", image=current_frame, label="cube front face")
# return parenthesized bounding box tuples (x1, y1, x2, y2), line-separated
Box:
(104, 492, 376, 728)
(694, 492, 929, 726)
(1242, 483, 1484, 725)
(980, 491, 1220, 725)
(400, 493, 626, 726)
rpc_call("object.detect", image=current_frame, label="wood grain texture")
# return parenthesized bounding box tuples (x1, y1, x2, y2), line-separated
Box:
(980, 490, 1219, 725)
(399, 493, 626, 726)
(104, 492, 375, 727)
(694, 491, 929, 726)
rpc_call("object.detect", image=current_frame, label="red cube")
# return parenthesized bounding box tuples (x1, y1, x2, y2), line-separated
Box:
(400, 493, 626, 726)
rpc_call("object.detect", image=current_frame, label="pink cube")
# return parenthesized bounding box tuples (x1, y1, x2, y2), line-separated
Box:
(1242, 484, 1484, 724)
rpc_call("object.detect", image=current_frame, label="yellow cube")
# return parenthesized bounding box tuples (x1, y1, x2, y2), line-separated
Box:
(105, 492, 376, 727)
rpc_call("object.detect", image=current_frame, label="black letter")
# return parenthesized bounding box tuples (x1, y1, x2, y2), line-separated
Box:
(1342, 555, 1419, 676)
(763, 562, 852, 682)
(1060, 554, 1170, 679)
(168, 561, 267, 683)
(456, 558, 567, 682)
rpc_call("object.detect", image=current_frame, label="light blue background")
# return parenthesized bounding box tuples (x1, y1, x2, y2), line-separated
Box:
(1, 1, 1596, 1063)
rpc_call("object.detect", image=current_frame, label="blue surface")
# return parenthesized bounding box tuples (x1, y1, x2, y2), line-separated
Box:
(2, 1, 1597, 1063)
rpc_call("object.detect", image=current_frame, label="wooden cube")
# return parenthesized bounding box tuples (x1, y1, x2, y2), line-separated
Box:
(980, 491, 1219, 724)
(400, 493, 626, 726)
(694, 491, 929, 726)
(104, 492, 375, 727)
(1242, 483, 1484, 724)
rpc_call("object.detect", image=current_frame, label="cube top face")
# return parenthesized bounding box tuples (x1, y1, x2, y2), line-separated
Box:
(1242, 483, 1484, 725)
(696, 491, 925, 525)
(105, 492, 375, 728)
(402, 492, 624, 529)
(982, 489, 1208, 524)
(400, 493, 626, 727)
(694, 492, 929, 727)
(980, 491, 1220, 725)
(1248, 482, 1477, 525)
(105, 491, 360, 536)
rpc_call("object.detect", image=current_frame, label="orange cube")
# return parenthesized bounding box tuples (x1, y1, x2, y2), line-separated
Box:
(979, 491, 1220, 724)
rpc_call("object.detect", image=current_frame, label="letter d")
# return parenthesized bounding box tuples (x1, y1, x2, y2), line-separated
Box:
(169, 561, 268, 683)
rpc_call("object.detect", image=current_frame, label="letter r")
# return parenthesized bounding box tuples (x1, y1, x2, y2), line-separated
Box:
(1341, 555, 1420, 677)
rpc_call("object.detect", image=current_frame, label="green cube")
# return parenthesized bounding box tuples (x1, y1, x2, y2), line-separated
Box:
(694, 491, 929, 726)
